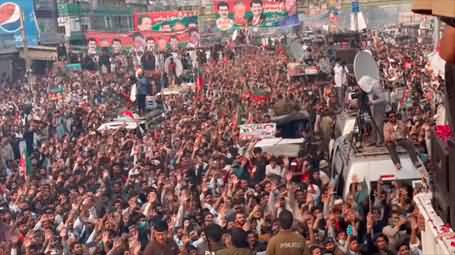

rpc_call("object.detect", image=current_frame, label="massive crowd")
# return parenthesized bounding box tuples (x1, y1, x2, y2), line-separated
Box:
(0, 26, 448, 255)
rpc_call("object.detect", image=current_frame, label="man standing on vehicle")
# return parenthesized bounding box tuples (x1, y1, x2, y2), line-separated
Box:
(334, 59, 348, 109)
(136, 68, 149, 114)
(358, 75, 386, 146)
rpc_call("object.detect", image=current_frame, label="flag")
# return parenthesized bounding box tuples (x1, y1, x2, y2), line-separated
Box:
(130, 84, 137, 102)
(251, 88, 269, 105)
(196, 68, 204, 95)
(121, 111, 135, 120)
(50, 86, 64, 94)
(19, 153, 32, 177)
(231, 109, 239, 129)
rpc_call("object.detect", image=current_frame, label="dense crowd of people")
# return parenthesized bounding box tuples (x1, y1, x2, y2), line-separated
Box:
(0, 24, 449, 255)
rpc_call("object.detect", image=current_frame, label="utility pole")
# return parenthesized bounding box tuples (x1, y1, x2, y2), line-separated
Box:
(19, 10, 32, 81)
(433, 17, 441, 51)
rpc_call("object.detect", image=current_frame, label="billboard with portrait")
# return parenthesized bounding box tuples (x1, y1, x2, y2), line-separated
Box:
(85, 30, 200, 53)
(134, 11, 198, 33)
(0, 0, 40, 47)
(212, 0, 299, 32)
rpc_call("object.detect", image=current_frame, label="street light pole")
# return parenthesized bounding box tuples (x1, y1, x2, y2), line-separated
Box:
(433, 17, 441, 50)
(19, 10, 32, 76)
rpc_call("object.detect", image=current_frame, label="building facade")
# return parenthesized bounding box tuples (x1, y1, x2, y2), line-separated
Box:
(35, 0, 64, 45)
(57, 0, 202, 48)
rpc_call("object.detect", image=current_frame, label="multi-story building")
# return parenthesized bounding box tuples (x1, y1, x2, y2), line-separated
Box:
(57, 0, 203, 48)
(35, 0, 64, 45)
(57, 0, 147, 47)
(0, 0, 61, 79)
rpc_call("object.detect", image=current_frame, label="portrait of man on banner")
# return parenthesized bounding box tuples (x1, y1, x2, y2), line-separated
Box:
(131, 32, 146, 53)
(112, 38, 123, 55)
(188, 28, 200, 48)
(87, 38, 97, 56)
(216, 1, 234, 31)
(157, 38, 168, 52)
(137, 15, 152, 31)
(248, 0, 265, 27)
(146, 37, 156, 52)
(169, 36, 179, 51)
(233, 0, 247, 26)
(280, 0, 299, 27)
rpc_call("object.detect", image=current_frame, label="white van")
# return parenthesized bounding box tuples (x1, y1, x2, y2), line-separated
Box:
(330, 135, 427, 199)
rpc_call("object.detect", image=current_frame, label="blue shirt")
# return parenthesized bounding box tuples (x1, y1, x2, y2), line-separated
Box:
(136, 77, 149, 96)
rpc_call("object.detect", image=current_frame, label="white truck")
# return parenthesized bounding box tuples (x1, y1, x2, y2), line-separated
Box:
(414, 192, 455, 255)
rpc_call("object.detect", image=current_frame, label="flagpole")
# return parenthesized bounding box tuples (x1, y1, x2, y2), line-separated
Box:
(20, 10, 32, 83)
(433, 17, 441, 51)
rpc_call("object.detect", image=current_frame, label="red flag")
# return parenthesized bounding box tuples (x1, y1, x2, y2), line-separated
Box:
(121, 111, 135, 119)
(19, 156, 26, 176)
(196, 72, 204, 95)
(231, 110, 239, 129)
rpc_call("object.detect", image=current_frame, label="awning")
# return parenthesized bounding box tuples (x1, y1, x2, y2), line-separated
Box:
(19, 49, 57, 61)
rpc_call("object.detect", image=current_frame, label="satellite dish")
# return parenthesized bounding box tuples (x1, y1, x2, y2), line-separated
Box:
(164, 56, 183, 77)
(353, 50, 380, 83)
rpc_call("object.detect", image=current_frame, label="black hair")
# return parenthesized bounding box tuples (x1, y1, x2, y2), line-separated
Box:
(112, 38, 121, 43)
(374, 233, 389, 243)
(230, 228, 249, 248)
(250, 0, 263, 7)
(218, 1, 229, 10)
(278, 210, 293, 230)
(131, 32, 144, 39)
(205, 224, 223, 242)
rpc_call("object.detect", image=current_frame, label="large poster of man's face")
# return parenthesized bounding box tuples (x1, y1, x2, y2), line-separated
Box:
(137, 16, 152, 31)
(169, 37, 179, 50)
(212, 0, 299, 30)
(233, 1, 247, 26)
(157, 38, 168, 52)
(132, 33, 145, 53)
(87, 38, 97, 55)
(112, 39, 123, 54)
(216, 1, 234, 31)
(249, 0, 264, 26)
(146, 38, 156, 52)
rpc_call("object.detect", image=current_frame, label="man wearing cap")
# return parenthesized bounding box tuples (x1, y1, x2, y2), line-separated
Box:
(266, 210, 306, 255)
(143, 220, 179, 255)
(323, 237, 344, 255)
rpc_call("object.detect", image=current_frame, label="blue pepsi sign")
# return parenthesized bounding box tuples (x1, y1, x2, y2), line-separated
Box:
(351, 1, 360, 13)
(0, 0, 39, 47)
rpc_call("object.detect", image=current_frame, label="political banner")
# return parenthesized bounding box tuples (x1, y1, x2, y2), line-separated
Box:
(85, 30, 200, 53)
(0, 0, 40, 47)
(239, 123, 276, 140)
(212, 0, 299, 32)
(134, 11, 198, 33)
